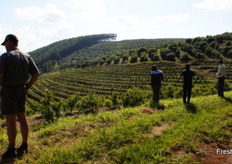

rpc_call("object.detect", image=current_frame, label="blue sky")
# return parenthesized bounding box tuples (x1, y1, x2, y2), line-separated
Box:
(0, 0, 231, 53)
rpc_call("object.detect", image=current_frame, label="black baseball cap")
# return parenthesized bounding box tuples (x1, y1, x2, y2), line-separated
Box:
(1, 34, 19, 46)
(151, 65, 157, 70)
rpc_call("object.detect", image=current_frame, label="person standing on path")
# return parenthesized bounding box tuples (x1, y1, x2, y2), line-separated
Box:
(0, 34, 40, 159)
(216, 60, 226, 97)
(180, 64, 195, 104)
(150, 65, 163, 104)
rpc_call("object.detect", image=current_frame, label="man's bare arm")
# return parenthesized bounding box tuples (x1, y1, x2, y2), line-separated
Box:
(26, 72, 40, 90)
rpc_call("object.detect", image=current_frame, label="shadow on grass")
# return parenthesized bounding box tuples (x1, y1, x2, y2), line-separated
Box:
(184, 103, 197, 113)
(150, 102, 165, 110)
(222, 96, 232, 103)
(0, 157, 15, 164)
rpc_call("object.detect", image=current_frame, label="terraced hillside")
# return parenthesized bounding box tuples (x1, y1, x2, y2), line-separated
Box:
(27, 60, 231, 106)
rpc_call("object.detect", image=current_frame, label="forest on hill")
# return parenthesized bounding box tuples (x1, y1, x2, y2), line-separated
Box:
(29, 32, 232, 73)
(29, 34, 117, 72)
(29, 33, 183, 73)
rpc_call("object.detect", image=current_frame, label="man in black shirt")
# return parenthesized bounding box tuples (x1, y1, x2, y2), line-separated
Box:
(180, 64, 195, 103)
(150, 65, 163, 103)
(0, 34, 40, 159)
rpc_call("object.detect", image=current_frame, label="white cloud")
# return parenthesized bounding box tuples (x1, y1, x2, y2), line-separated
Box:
(66, 0, 106, 20)
(14, 24, 83, 52)
(16, 26, 55, 52)
(194, 0, 232, 11)
(103, 15, 143, 30)
(151, 14, 190, 24)
(0, 25, 13, 54)
(15, 4, 66, 24)
(0, 25, 58, 52)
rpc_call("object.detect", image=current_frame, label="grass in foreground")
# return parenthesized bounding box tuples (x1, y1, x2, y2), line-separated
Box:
(0, 92, 232, 163)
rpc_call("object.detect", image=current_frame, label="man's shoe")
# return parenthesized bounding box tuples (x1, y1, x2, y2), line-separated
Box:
(17, 144, 28, 157)
(2, 148, 16, 159)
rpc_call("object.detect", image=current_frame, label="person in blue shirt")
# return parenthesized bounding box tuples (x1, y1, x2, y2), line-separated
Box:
(180, 64, 195, 103)
(150, 65, 163, 103)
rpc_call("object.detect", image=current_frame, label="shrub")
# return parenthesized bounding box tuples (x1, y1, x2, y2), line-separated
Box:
(76, 93, 104, 113)
(161, 85, 175, 99)
(130, 56, 138, 63)
(152, 55, 160, 61)
(180, 53, 191, 62)
(27, 99, 41, 115)
(122, 55, 129, 63)
(66, 94, 80, 112)
(40, 90, 56, 122)
(111, 92, 124, 108)
(40, 90, 68, 122)
(123, 87, 147, 107)
(137, 48, 147, 57)
(140, 53, 149, 62)
(103, 98, 113, 108)
(114, 57, 121, 64)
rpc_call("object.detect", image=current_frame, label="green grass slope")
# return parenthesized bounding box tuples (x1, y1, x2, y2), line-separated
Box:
(1, 92, 232, 163)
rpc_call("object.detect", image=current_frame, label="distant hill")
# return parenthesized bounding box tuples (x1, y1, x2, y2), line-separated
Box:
(29, 32, 232, 73)
(29, 34, 117, 72)
(29, 34, 184, 72)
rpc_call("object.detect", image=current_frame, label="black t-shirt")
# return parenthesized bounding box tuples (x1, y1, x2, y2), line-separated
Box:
(151, 70, 163, 86)
(0, 48, 39, 86)
(181, 69, 195, 87)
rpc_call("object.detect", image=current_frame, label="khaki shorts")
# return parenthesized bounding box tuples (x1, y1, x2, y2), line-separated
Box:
(1, 87, 27, 115)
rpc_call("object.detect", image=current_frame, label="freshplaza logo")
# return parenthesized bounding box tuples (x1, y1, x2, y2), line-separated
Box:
(216, 149, 232, 155)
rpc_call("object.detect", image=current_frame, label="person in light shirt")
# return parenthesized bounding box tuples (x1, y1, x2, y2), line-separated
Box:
(216, 60, 226, 97)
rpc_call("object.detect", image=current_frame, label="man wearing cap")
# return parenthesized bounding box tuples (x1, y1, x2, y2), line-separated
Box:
(216, 60, 226, 97)
(180, 64, 195, 103)
(0, 34, 40, 159)
(150, 65, 163, 104)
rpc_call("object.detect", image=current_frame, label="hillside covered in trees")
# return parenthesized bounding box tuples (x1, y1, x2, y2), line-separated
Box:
(29, 34, 183, 72)
(29, 34, 117, 72)
(29, 32, 232, 73)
